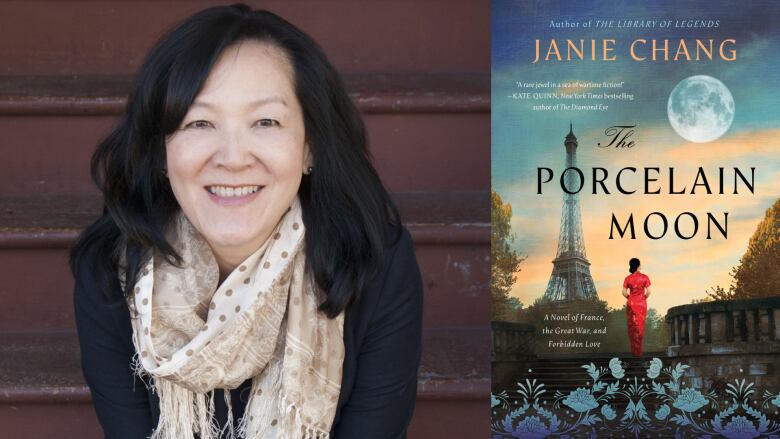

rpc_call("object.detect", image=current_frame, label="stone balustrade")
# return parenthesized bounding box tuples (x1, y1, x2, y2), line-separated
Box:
(491, 321, 535, 361)
(666, 297, 780, 353)
(491, 321, 536, 394)
(665, 297, 780, 390)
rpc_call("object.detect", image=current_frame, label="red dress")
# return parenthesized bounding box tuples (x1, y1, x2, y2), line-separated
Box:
(623, 272, 651, 357)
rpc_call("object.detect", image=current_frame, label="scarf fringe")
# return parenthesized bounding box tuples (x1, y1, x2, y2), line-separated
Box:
(130, 351, 153, 391)
(130, 324, 331, 439)
(279, 397, 331, 439)
(199, 390, 221, 439)
(235, 394, 252, 438)
(131, 354, 221, 439)
(147, 379, 224, 439)
(235, 356, 330, 439)
(221, 390, 235, 439)
(150, 379, 196, 439)
(236, 393, 330, 439)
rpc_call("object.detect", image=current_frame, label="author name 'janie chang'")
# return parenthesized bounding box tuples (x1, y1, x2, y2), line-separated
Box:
(532, 38, 736, 63)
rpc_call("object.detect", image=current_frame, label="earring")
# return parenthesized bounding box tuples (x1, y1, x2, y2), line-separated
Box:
(304, 166, 313, 175)
(162, 167, 168, 178)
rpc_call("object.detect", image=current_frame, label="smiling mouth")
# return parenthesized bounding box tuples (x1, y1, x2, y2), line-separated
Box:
(204, 185, 262, 198)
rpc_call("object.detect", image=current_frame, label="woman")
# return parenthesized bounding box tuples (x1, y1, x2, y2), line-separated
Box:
(622, 258, 652, 357)
(69, 4, 423, 439)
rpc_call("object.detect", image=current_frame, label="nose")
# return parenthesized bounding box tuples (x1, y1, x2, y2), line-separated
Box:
(213, 127, 255, 171)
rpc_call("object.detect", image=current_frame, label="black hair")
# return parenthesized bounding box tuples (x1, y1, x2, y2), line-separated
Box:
(629, 258, 641, 274)
(69, 3, 401, 318)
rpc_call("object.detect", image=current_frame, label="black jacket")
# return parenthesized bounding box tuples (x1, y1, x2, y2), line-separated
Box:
(73, 227, 423, 439)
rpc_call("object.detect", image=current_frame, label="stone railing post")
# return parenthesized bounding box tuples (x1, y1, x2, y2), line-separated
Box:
(665, 297, 780, 391)
(491, 321, 536, 361)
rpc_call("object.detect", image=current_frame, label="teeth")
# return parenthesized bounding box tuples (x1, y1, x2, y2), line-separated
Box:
(206, 185, 260, 197)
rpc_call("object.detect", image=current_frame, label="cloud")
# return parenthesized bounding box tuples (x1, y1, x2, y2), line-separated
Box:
(663, 128, 780, 165)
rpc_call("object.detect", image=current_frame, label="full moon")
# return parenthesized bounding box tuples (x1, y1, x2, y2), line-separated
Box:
(667, 75, 734, 143)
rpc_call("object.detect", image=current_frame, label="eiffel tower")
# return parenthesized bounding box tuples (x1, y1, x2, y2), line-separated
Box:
(542, 124, 598, 301)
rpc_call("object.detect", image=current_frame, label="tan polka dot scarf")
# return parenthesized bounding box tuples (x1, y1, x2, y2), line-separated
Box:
(121, 196, 344, 439)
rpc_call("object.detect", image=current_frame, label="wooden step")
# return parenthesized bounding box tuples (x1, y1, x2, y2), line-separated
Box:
(0, 73, 488, 115)
(0, 331, 84, 403)
(0, 1, 487, 75)
(0, 191, 488, 246)
(0, 327, 489, 403)
(0, 73, 488, 195)
(418, 326, 490, 400)
(0, 191, 489, 330)
(0, 327, 489, 438)
(494, 355, 673, 392)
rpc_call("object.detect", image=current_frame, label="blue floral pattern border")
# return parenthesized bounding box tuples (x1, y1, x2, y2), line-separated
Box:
(491, 358, 780, 438)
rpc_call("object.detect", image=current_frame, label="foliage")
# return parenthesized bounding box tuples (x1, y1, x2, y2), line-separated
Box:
(491, 190, 526, 321)
(507, 296, 523, 311)
(708, 197, 779, 300)
(600, 304, 667, 353)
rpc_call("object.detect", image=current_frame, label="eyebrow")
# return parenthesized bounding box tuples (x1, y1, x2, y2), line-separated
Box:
(190, 96, 288, 110)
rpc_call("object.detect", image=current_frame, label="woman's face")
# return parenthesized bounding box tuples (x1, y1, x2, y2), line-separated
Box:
(165, 40, 309, 273)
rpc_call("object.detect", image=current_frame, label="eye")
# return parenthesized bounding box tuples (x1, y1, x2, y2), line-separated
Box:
(255, 119, 280, 128)
(184, 120, 213, 129)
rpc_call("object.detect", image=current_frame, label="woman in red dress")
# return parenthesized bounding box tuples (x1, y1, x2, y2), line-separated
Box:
(622, 258, 652, 357)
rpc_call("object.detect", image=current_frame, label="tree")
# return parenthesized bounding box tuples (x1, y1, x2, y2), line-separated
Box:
(491, 190, 525, 321)
(708, 197, 780, 300)
(507, 297, 523, 311)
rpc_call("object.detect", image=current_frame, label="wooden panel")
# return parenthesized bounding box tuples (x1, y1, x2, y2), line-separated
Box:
(0, 402, 488, 439)
(0, 192, 488, 330)
(0, 329, 488, 438)
(0, 109, 488, 195)
(0, 73, 489, 115)
(0, 1, 489, 75)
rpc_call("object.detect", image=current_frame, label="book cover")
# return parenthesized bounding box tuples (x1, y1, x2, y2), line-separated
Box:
(490, 1, 780, 437)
